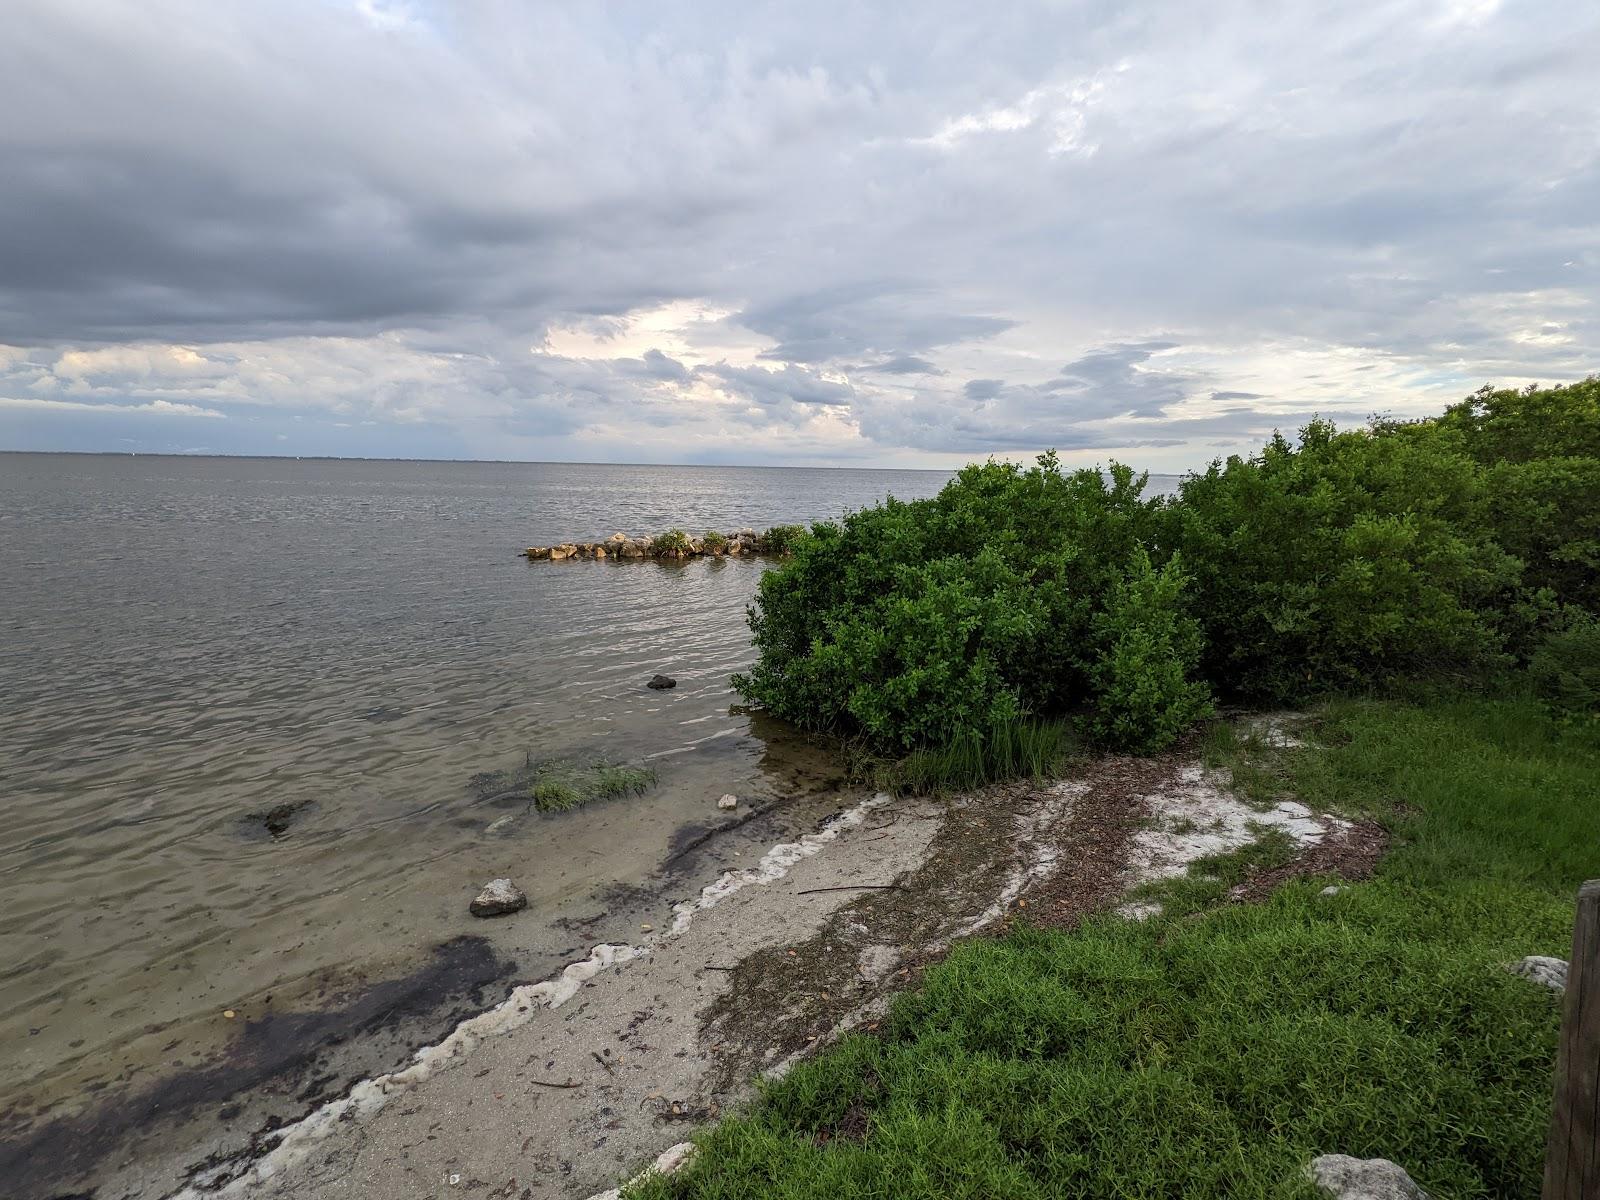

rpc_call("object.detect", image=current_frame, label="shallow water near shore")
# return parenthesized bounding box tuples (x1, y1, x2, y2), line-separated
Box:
(1, 455, 973, 1175)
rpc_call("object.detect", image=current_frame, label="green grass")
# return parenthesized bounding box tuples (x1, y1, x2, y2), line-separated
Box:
(651, 528, 693, 555)
(525, 759, 657, 813)
(864, 717, 1080, 795)
(633, 694, 1600, 1198)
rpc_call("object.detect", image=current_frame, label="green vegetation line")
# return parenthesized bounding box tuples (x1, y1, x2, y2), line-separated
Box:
(735, 379, 1600, 784)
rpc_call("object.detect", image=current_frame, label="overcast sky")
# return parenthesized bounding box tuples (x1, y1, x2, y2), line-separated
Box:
(1, 1, 1595, 469)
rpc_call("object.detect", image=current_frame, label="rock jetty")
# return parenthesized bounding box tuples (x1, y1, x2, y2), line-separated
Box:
(523, 526, 804, 562)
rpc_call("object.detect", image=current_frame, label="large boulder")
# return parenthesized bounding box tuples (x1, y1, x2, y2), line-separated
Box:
(1307, 1155, 1430, 1200)
(469, 878, 528, 918)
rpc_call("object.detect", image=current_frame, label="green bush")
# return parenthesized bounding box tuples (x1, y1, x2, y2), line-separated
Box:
(734, 379, 1599, 769)
(701, 529, 729, 554)
(650, 528, 692, 556)
(1440, 378, 1600, 619)
(1087, 548, 1213, 751)
(734, 454, 1161, 752)
(1164, 417, 1518, 703)
(1529, 612, 1600, 720)
(761, 524, 809, 555)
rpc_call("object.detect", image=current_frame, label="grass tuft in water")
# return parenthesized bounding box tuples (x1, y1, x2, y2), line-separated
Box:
(526, 759, 657, 813)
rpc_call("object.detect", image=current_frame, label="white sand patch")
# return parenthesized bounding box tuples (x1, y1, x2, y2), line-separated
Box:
(1118, 765, 1346, 917)
(666, 793, 890, 935)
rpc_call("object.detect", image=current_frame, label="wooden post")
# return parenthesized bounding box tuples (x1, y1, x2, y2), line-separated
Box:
(1546, 880, 1600, 1200)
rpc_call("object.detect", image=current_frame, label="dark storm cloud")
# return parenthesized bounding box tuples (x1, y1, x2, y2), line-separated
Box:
(742, 285, 1016, 364)
(0, 0, 1595, 463)
(698, 362, 854, 413)
(861, 340, 1201, 452)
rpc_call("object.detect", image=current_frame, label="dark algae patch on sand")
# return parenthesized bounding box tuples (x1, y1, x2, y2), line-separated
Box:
(0, 937, 513, 1200)
(635, 695, 1599, 1199)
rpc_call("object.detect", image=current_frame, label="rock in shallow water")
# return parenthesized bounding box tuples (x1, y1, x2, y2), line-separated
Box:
(1307, 1154, 1430, 1200)
(647, 674, 676, 690)
(717, 794, 738, 810)
(469, 878, 528, 917)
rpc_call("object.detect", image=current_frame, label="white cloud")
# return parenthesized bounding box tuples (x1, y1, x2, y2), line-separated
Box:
(918, 69, 1120, 156)
(0, 396, 225, 418)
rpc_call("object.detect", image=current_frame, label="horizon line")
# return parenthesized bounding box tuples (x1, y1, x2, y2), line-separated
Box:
(0, 448, 1188, 475)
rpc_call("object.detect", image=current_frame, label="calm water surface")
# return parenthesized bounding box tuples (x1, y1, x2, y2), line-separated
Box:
(1, 454, 963, 1122)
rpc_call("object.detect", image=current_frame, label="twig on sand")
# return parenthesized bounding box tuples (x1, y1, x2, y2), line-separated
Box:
(529, 1078, 582, 1089)
(796, 884, 902, 896)
(702, 964, 737, 971)
(592, 1050, 616, 1075)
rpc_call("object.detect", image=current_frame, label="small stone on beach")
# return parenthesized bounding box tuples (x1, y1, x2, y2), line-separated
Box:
(717, 794, 738, 810)
(469, 878, 528, 918)
(647, 674, 676, 690)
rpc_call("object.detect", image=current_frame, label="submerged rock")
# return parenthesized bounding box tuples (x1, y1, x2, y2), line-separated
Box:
(469, 878, 528, 918)
(248, 799, 311, 839)
(1510, 954, 1568, 990)
(647, 674, 677, 690)
(1307, 1155, 1430, 1200)
(717, 794, 738, 810)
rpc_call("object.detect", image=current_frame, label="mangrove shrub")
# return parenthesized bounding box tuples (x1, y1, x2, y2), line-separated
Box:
(735, 379, 1599, 762)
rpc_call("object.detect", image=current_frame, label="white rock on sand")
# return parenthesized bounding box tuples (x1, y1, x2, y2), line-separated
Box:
(1307, 1154, 1430, 1199)
(717, 793, 738, 810)
(468, 878, 527, 917)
